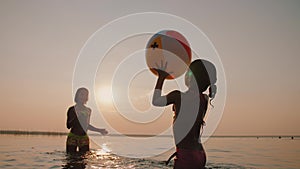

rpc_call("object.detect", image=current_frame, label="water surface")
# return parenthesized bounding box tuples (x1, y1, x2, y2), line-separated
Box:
(0, 134, 299, 168)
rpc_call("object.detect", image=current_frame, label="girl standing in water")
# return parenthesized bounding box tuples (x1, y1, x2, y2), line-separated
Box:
(66, 87, 108, 153)
(152, 59, 217, 169)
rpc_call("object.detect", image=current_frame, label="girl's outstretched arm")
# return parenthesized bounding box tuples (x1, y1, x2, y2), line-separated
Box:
(88, 124, 108, 135)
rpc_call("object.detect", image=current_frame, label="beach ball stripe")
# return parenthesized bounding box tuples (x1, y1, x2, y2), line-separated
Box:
(165, 30, 191, 58)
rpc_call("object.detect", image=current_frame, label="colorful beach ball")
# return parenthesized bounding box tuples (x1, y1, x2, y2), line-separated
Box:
(146, 30, 192, 79)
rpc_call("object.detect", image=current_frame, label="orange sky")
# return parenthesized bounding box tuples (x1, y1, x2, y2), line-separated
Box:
(0, 0, 299, 136)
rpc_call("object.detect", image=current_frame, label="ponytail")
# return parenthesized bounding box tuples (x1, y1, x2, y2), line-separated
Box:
(208, 84, 217, 107)
(209, 84, 217, 99)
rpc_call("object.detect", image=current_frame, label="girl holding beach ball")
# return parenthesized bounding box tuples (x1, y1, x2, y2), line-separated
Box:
(148, 30, 217, 169)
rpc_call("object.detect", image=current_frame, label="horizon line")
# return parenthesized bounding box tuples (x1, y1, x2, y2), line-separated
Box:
(0, 130, 299, 138)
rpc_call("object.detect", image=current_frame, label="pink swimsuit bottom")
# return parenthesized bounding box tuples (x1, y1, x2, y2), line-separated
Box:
(174, 148, 206, 169)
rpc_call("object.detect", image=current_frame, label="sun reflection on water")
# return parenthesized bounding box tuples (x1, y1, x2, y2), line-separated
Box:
(95, 143, 111, 156)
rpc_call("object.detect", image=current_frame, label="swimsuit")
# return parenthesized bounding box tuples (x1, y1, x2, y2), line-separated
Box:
(66, 106, 90, 148)
(153, 90, 208, 168)
(66, 132, 89, 147)
(174, 148, 206, 169)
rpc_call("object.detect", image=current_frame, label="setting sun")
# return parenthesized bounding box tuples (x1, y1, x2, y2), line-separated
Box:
(97, 86, 114, 105)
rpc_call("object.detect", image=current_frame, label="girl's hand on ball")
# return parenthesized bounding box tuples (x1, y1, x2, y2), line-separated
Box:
(154, 60, 173, 79)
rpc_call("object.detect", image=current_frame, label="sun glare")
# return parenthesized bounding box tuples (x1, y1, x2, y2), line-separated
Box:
(97, 86, 113, 105)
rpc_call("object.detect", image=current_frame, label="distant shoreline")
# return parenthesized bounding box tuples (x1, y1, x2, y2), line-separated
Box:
(0, 130, 298, 138)
(0, 130, 67, 136)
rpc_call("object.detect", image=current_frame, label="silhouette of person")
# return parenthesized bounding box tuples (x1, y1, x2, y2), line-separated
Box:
(66, 87, 108, 154)
(152, 59, 217, 169)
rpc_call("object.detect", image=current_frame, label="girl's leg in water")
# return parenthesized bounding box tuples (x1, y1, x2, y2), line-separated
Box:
(66, 145, 77, 153)
(79, 145, 89, 153)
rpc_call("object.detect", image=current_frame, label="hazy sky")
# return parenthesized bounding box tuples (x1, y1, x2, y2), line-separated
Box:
(0, 0, 299, 136)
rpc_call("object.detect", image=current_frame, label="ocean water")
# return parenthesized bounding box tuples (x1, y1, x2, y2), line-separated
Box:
(0, 134, 299, 169)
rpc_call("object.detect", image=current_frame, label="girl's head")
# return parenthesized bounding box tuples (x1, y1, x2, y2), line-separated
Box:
(74, 87, 89, 104)
(185, 59, 217, 99)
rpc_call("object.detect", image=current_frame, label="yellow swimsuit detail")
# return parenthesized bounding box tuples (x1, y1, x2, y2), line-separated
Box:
(66, 132, 89, 147)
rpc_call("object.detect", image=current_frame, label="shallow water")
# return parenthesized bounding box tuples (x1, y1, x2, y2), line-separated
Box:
(0, 134, 299, 168)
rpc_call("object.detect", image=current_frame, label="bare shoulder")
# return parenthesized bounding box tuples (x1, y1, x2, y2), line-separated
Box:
(169, 90, 181, 95)
(168, 90, 181, 98)
(86, 107, 92, 114)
